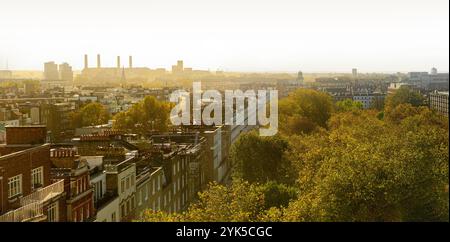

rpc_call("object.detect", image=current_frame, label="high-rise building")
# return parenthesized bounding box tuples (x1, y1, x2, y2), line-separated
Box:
(129, 56, 133, 69)
(297, 71, 304, 84)
(429, 91, 448, 117)
(44, 61, 59, 80)
(352, 68, 358, 78)
(59, 62, 73, 82)
(172, 60, 184, 74)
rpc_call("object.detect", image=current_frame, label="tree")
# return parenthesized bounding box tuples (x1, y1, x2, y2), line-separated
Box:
(230, 131, 294, 184)
(70, 102, 110, 128)
(137, 180, 266, 222)
(283, 111, 448, 222)
(385, 86, 425, 114)
(261, 182, 297, 209)
(113, 96, 171, 133)
(279, 89, 334, 134)
(335, 98, 363, 112)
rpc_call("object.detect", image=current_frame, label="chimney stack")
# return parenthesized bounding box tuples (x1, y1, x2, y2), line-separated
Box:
(129, 56, 133, 69)
(84, 54, 88, 69)
(97, 54, 101, 68)
(117, 56, 121, 69)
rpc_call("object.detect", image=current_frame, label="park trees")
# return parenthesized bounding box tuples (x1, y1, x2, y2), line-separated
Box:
(70, 102, 110, 128)
(113, 96, 171, 133)
(279, 89, 334, 135)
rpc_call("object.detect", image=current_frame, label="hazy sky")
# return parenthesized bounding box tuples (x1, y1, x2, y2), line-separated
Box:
(0, 0, 448, 72)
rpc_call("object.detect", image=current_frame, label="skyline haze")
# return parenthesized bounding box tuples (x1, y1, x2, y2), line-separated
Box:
(0, 0, 448, 73)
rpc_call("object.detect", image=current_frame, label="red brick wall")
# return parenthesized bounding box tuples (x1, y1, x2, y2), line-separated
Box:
(0, 145, 51, 213)
(5, 126, 47, 145)
(70, 191, 94, 222)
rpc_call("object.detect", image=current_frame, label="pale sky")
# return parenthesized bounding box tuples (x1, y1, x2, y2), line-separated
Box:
(0, 0, 448, 72)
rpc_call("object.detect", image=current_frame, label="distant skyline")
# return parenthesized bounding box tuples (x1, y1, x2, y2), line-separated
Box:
(0, 0, 448, 72)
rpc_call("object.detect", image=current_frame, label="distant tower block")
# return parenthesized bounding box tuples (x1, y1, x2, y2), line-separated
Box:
(97, 54, 101, 68)
(352, 68, 358, 78)
(117, 56, 121, 69)
(129, 56, 133, 69)
(84, 54, 88, 69)
(297, 71, 304, 84)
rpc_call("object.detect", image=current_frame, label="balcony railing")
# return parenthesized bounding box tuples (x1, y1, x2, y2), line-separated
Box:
(20, 179, 65, 206)
(0, 202, 43, 222)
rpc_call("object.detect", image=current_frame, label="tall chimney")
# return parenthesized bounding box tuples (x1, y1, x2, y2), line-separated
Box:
(129, 56, 133, 69)
(117, 56, 121, 69)
(97, 54, 101, 68)
(84, 54, 88, 69)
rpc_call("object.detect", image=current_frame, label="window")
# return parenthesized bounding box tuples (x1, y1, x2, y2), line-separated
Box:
(80, 207, 84, 222)
(82, 177, 86, 191)
(126, 177, 130, 189)
(111, 212, 117, 222)
(157, 176, 161, 191)
(31, 166, 43, 188)
(47, 202, 59, 222)
(8, 174, 22, 198)
(138, 190, 142, 206)
(73, 210, 78, 222)
(152, 179, 155, 195)
(131, 175, 135, 187)
(144, 184, 148, 201)
(121, 179, 125, 193)
(76, 179, 81, 195)
(121, 204, 125, 218)
(86, 203, 90, 219)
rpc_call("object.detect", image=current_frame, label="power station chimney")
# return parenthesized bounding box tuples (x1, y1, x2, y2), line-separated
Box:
(117, 56, 121, 69)
(129, 56, 133, 69)
(97, 54, 101, 68)
(84, 54, 88, 69)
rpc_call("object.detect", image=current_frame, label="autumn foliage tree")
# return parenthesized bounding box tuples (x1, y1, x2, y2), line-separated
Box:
(279, 89, 334, 134)
(230, 131, 294, 184)
(137, 180, 266, 222)
(113, 96, 171, 133)
(70, 102, 110, 128)
(278, 110, 449, 222)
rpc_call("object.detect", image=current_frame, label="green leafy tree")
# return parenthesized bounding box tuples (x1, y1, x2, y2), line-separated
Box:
(283, 111, 448, 222)
(230, 131, 294, 184)
(385, 86, 425, 114)
(279, 89, 334, 134)
(261, 182, 297, 209)
(70, 102, 110, 128)
(137, 180, 266, 222)
(335, 98, 363, 112)
(113, 96, 171, 133)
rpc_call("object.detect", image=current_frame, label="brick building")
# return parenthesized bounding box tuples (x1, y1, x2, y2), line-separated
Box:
(0, 126, 65, 222)
(50, 147, 95, 222)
